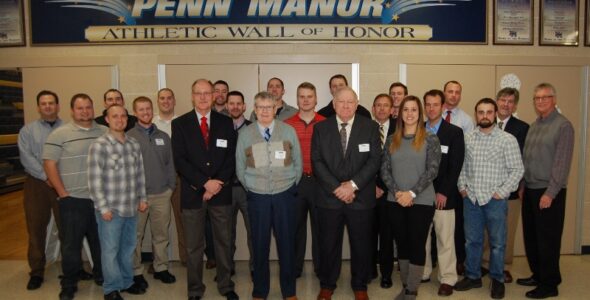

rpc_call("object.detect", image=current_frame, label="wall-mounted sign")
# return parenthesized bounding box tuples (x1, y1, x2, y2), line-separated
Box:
(540, 0, 579, 46)
(30, 0, 487, 45)
(494, 0, 534, 45)
(0, 0, 25, 47)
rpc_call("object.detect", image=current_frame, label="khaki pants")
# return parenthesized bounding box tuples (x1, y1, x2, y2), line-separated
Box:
(134, 189, 173, 274)
(423, 209, 458, 285)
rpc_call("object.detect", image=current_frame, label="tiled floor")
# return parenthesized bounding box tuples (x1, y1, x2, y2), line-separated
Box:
(0, 256, 588, 299)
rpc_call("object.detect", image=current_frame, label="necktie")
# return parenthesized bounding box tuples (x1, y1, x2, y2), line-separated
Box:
(444, 110, 452, 123)
(200, 116, 209, 147)
(264, 127, 271, 141)
(498, 121, 504, 130)
(340, 123, 348, 155)
(379, 124, 385, 148)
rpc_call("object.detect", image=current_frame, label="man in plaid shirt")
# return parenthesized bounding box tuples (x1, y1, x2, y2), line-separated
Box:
(88, 104, 148, 300)
(454, 98, 523, 300)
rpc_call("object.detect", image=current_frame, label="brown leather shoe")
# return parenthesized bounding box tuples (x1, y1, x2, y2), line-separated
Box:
(354, 290, 369, 300)
(317, 288, 333, 300)
(504, 270, 513, 283)
(284, 297, 297, 300)
(253, 298, 265, 300)
(438, 284, 454, 296)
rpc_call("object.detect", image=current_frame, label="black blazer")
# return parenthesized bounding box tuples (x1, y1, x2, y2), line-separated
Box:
(318, 100, 372, 119)
(311, 114, 382, 210)
(171, 110, 237, 209)
(503, 116, 529, 199)
(376, 118, 397, 192)
(433, 121, 465, 210)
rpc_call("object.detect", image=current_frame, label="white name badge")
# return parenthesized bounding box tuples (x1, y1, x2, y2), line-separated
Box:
(216, 139, 228, 148)
(358, 143, 370, 152)
(155, 138, 165, 146)
(441, 145, 449, 154)
(275, 150, 286, 160)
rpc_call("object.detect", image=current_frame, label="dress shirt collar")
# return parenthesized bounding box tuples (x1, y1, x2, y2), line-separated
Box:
(257, 120, 275, 137)
(233, 115, 246, 129)
(497, 115, 511, 130)
(426, 118, 443, 134)
(336, 115, 355, 128)
(195, 110, 211, 125)
(104, 131, 128, 145)
(475, 124, 501, 136)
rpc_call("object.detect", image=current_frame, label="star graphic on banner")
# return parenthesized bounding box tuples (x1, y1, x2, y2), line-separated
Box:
(392, 14, 400, 21)
(118, 16, 125, 23)
(415, 0, 420, 3)
(385, 2, 393, 8)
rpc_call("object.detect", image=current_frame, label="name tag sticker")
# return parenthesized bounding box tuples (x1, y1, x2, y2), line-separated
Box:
(155, 138, 165, 146)
(275, 150, 286, 160)
(216, 139, 228, 148)
(441, 145, 449, 154)
(358, 143, 370, 152)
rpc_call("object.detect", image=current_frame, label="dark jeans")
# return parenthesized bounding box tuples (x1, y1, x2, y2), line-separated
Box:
(294, 175, 320, 276)
(59, 197, 102, 289)
(391, 202, 434, 266)
(248, 186, 297, 299)
(522, 188, 566, 290)
(317, 206, 373, 292)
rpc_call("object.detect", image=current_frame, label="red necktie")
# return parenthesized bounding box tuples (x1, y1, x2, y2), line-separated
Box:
(444, 110, 452, 123)
(200, 116, 209, 147)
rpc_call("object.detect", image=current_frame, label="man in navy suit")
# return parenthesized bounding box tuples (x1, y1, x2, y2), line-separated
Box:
(371, 93, 397, 288)
(171, 79, 239, 300)
(422, 89, 465, 296)
(481, 87, 529, 283)
(312, 87, 382, 300)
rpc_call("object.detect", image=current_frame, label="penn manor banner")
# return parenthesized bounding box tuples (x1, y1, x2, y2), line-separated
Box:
(30, 0, 487, 45)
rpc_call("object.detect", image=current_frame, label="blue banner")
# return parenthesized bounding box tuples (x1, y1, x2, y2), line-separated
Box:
(30, 0, 487, 44)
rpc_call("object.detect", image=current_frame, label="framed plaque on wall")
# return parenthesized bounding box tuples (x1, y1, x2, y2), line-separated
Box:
(540, 0, 579, 46)
(494, 0, 534, 45)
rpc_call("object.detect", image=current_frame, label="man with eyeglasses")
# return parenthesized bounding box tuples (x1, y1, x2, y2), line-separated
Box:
(236, 91, 302, 300)
(171, 79, 239, 300)
(517, 83, 574, 299)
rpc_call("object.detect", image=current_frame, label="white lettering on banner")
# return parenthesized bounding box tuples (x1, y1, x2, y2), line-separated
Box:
(132, 0, 232, 18)
(246, 0, 382, 17)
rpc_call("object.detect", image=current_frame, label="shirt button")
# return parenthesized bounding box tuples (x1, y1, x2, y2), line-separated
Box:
(206, 162, 210, 166)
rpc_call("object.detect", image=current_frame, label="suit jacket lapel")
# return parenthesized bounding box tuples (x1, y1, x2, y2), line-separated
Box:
(346, 119, 362, 158)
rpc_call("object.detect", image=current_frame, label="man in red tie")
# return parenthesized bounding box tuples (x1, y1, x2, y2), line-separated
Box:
(171, 79, 239, 300)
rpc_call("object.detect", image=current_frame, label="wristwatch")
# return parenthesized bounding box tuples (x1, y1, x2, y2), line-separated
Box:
(409, 190, 417, 199)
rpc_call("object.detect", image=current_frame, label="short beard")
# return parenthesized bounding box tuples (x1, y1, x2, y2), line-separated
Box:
(478, 120, 494, 128)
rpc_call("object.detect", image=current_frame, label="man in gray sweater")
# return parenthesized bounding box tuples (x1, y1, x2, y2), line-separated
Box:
(128, 96, 177, 289)
(517, 83, 574, 299)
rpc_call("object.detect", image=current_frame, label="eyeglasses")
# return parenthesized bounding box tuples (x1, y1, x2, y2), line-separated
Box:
(255, 105, 275, 111)
(533, 95, 554, 102)
(193, 91, 212, 97)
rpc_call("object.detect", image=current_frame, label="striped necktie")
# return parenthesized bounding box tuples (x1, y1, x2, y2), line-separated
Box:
(264, 127, 271, 141)
(379, 124, 385, 148)
(340, 123, 348, 154)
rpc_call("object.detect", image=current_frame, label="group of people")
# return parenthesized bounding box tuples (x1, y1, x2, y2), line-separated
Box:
(17, 73, 573, 300)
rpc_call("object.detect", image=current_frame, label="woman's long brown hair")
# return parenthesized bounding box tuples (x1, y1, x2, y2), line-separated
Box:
(389, 95, 426, 153)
